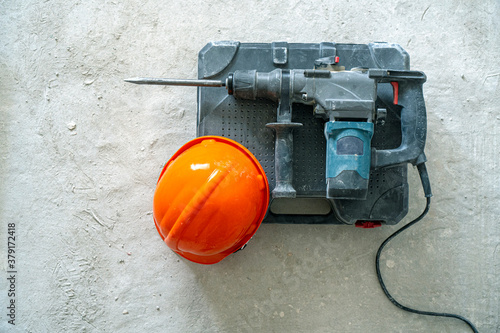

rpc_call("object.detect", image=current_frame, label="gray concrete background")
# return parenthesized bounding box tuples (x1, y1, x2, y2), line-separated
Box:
(1, 1, 499, 332)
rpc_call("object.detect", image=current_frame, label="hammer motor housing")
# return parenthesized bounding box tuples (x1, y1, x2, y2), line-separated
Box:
(196, 41, 427, 225)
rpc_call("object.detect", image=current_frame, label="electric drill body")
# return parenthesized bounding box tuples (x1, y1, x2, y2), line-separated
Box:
(126, 41, 429, 226)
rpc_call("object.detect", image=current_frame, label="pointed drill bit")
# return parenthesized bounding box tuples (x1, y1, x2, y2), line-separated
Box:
(124, 77, 225, 87)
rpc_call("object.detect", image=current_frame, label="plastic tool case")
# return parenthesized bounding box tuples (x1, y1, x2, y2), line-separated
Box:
(196, 41, 412, 225)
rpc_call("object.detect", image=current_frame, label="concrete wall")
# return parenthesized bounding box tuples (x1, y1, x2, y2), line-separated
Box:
(1, 1, 498, 332)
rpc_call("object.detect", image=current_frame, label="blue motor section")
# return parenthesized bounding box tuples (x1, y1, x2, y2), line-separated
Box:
(325, 121, 374, 200)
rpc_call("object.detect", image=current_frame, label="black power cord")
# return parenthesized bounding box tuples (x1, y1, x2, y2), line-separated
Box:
(376, 163, 478, 333)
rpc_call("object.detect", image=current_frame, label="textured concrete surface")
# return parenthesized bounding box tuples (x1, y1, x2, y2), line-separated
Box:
(1, 1, 499, 332)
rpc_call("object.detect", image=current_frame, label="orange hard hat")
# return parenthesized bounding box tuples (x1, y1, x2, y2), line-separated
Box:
(153, 136, 269, 264)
